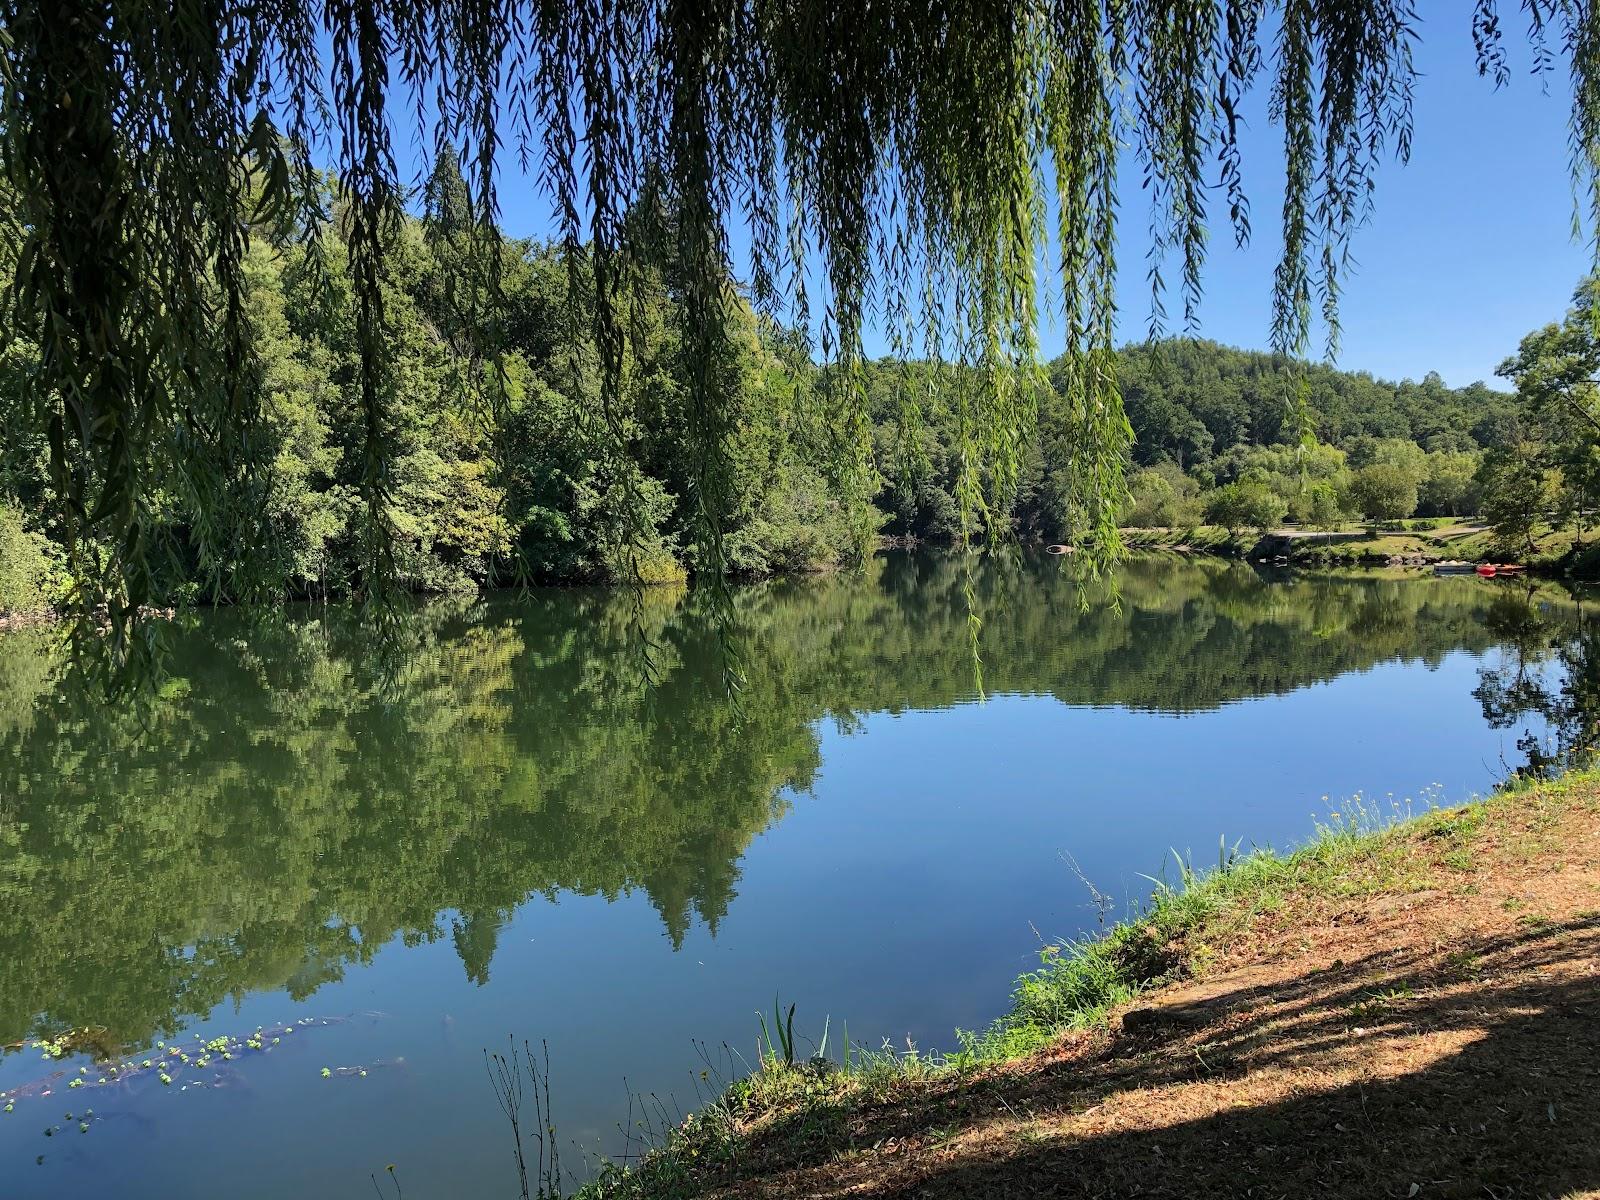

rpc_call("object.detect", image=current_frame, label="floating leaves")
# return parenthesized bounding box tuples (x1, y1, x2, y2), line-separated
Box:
(323, 1064, 384, 1080)
(1, 1015, 373, 1114)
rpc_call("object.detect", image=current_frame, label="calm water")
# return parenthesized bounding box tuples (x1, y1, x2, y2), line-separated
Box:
(1, 553, 1595, 1197)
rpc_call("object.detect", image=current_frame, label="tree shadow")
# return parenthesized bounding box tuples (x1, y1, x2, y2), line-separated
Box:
(729, 915, 1600, 1198)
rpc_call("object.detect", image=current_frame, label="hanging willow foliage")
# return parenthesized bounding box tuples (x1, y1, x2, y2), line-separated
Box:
(0, 0, 1596, 686)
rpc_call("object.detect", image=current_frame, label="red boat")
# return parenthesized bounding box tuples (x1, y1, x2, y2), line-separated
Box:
(1476, 564, 1497, 577)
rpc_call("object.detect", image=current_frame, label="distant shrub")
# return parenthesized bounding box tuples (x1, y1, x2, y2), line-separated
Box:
(1203, 480, 1286, 536)
(730, 464, 872, 574)
(1349, 462, 1419, 522)
(1122, 464, 1202, 529)
(0, 503, 56, 614)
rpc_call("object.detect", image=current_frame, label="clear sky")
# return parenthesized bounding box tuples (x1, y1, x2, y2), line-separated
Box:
(460, 5, 1591, 390)
(1109, 5, 1593, 389)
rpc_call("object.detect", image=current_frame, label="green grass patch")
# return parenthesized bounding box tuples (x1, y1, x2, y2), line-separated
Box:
(1347, 984, 1414, 1023)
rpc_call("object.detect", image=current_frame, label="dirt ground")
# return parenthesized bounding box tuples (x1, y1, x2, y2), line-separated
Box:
(711, 787, 1600, 1199)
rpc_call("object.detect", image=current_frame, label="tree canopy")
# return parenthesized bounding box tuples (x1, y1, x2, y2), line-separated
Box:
(2, 1, 1597, 680)
(1479, 274, 1600, 555)
(1, 164, 877, 615)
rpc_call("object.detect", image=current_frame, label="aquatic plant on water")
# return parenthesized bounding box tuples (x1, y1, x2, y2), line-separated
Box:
(0, 1014, 400, 1117)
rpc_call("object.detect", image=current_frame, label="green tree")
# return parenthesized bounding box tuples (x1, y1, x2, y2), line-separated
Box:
(1364, 438, 1430, 486)
(1122, 464, 1201, 529)
(1296, 481, 1350, 530)
(1420, 450, 1482, 517)
(1497, 280, 1600, 547)
(1476, 444, 1556, 558)
(0, 5, 1586, 678)
(1204, 481, 1286, 536)
(1349, 463, 1419, 522)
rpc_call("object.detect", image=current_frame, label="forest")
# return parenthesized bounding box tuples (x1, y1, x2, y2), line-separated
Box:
(0, 158, 1576, 617)
(1111, 343, 1511, 534)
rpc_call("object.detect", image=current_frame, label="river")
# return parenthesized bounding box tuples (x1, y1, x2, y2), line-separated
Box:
(0, 553, 1593, 1197)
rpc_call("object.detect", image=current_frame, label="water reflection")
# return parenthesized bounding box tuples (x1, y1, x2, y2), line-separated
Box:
(1474, 586, 1600, 777)
(0, 553, 1589, 1057)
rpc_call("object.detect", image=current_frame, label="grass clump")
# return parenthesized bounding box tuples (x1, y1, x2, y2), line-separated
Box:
(1347, 984, 1414, 1022)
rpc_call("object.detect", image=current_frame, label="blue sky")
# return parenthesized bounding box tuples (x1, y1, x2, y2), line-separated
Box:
(1122, 7, 1592, 389)
(451, 7, 1591, 390)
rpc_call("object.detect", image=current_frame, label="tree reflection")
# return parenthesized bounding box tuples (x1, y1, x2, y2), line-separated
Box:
(0, 555, 1577, 1051)
(1474, 585, 1600, 777)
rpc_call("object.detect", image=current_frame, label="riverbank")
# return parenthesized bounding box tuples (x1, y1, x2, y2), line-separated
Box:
(0, 610, 54, 632)
(4, 525, 1574, 636)
(1122, 519, 1600, 576)
(574, 771, 1600, 1198)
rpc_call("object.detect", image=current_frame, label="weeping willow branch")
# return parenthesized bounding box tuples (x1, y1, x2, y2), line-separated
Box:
(1, 0, 1594, 686)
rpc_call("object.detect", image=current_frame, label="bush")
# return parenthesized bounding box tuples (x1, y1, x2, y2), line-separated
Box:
(730, 465, 870, 574)
(0, 503, 56, 614)
(1122, 464, 1202, 529)
(1203, 481, 1286, 536)
(1349, 462, 1419, 522)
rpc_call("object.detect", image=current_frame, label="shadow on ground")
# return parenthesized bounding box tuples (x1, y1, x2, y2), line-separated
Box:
(729, 916, 1600, 1199)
